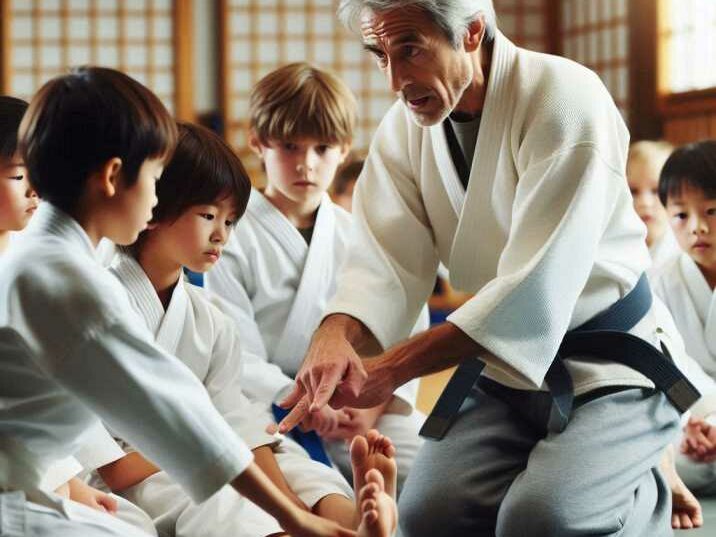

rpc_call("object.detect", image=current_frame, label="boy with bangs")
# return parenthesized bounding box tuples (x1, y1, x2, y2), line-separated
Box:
(652, 140, 716, 497)
(206, 62, 426, 492)
(99, 121, 398, 537)
(0, 66, 361, 537)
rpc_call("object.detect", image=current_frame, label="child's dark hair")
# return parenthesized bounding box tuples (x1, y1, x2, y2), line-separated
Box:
(0, 96, 29, 158)
(333, 158, 364, 195)
(659, 140, 716, 206)
(152, 122, 251, 224)
(18, 66, 177, 213)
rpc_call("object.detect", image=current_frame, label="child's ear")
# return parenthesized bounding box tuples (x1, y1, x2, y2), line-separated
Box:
(94, 158, 124, 197)
(247, 131, 265, 159)
(463, 16, 486, 53)
(339, 144, 351, 164)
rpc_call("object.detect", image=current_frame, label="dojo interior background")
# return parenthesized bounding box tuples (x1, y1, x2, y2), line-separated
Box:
(1, 0, 715, 412)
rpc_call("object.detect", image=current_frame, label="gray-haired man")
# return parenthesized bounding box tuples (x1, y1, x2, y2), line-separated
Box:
(278, 1, 701, 534)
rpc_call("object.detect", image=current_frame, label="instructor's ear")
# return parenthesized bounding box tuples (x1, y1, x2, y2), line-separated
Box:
(247, 130, 265, 159)
(463, 16, 486, 53)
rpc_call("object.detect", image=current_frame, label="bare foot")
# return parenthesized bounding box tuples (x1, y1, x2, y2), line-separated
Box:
(357, 469, 397, 537)
(350, 430, 397, 500)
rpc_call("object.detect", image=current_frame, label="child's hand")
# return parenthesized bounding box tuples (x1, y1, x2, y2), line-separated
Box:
(681, 417, 716, 462)
(68, 477, 118, 514)
(267, 405, 347, 437)
(323, 406, 385, 442)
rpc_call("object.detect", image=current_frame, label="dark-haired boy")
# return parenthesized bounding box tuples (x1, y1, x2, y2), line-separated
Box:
(0, 67, 356, 537)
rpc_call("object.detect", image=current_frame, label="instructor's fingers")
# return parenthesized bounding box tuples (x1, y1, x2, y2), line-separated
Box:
(278, 395, 311, 434)
(342, 360, 368, 399)
(310, 367, 345, 412)
(279, 382, 306, 409)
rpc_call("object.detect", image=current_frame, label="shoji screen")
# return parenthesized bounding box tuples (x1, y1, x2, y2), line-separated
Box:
(658, 0, 716, 144)
(560, 0, 629, 119)
(494, 0, 549, 52)
(0, 0, 193, 119)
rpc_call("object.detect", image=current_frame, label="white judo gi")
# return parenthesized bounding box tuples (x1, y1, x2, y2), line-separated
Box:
(0, 204, 255, 537)
(648, 228, 681, 278)
(111, 254, 352, 537)
(653, 252, 716, 493)
(206, 191, 426, 489)
(321, 30, 683, 536)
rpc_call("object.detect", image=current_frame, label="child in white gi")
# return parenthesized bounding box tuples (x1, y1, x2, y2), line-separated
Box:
(0, 94, 159, 535)
(0, 66, 368, 537)
(206, 63, 425, 492)
(100, 121, 399, 537)
(652, 140, 716, 496)
(627, 141, 679, 275)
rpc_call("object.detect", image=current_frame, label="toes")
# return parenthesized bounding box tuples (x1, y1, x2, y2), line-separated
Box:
(365, 468, 385, 490)
(350, 434, 369, 465)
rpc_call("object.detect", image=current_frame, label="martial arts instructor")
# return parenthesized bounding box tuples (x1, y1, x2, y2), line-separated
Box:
(278, 1, 693, 535)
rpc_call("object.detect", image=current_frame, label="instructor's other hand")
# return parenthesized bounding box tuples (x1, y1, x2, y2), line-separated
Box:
(278, 327, 367, 434)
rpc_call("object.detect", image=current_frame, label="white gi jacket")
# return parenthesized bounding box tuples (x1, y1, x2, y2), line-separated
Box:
(0, 204, 253, 503)
(207, 191, 424, 413)
(652, 252, 716, 415)
(111, 254, 280, 451)
(648, 229, 680, 278)
(325, 31, 668, 396)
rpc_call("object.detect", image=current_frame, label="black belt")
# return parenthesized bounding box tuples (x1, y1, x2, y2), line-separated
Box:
(420, 274, 701, 440)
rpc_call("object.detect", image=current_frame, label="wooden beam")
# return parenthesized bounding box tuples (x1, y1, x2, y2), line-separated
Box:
(173, 0, 195, 121)
(545, 0, 562, 56)
(0, 0, 12, 94)
(627, 0, 662, 140)
(218, 0, 229, 138)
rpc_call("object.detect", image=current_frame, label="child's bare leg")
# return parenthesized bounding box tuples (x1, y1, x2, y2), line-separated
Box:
(312, 493, 357, 529)
(357, 469, 397, 537)
(350, 430, 397, 499)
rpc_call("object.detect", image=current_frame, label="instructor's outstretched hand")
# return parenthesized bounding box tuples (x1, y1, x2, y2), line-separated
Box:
(278, 314, 391, 434)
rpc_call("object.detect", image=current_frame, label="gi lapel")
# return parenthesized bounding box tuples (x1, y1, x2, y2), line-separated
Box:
(246, 189, 307, 268)
(154, 276, 188, 356)
(679, 253, 716, 358)
(272, 194, 337, 368)
(113, 255, 165, 336)
(443, 31, 518, 293)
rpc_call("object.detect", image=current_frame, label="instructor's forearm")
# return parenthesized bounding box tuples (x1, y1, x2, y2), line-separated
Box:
(319, 313, 382, 356)
(381, 321, 486, 387)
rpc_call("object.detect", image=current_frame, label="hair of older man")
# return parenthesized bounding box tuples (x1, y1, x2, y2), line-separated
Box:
(337, 0, 496, 47)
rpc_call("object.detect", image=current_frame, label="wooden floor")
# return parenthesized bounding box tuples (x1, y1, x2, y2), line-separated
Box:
(417, 373, 716, 534)
(682, 497, 716, 534)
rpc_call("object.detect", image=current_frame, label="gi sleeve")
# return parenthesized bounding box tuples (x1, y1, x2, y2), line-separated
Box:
(12, 258, 253, 503)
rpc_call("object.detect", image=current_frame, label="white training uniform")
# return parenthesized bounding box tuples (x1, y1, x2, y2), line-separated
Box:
(0, 203, 254, 536)
(3, 211, 156, 536)
(111, 253, 352, 537)
(207, 191, 426, 488)
(648, 228, 680, 279)
(320, 29, 687, 535)
(652, 252, 716, 493)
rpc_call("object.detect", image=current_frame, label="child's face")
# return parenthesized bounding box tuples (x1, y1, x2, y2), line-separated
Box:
(151, 196, 238, 273)
(108, 158, 164, 245)
(666, 184, 716, 270)
(627, 157, 669, 246)
(259, 137, 348, 208)
(0, 153, 38, 232)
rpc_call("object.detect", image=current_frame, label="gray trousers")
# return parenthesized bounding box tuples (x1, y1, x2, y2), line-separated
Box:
(398, 380, 680, 537)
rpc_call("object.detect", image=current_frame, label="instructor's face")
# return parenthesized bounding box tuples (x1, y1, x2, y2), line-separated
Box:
(360, 6, 473, 126)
